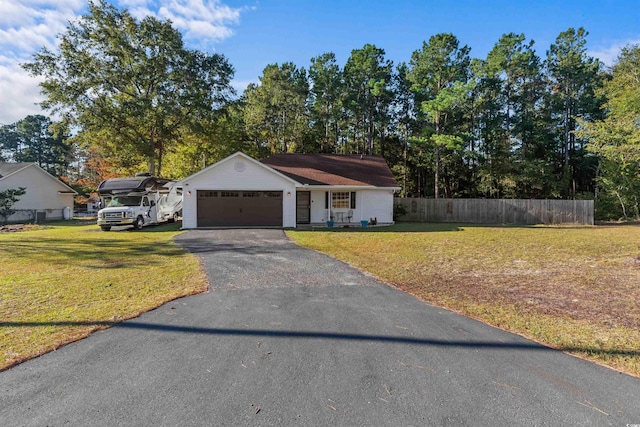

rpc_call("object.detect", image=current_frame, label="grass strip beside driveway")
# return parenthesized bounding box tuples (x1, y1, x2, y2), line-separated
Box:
(287, 223, 640, 377)
(0, 222, 208, 371)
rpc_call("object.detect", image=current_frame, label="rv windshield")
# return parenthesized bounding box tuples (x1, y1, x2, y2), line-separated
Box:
(106, 196, 142, 207)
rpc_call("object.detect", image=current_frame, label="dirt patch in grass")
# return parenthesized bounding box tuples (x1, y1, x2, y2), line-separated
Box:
(0, 224, 48, 233)
(417, 266, 638, 330)
(288, 224, 640, 377)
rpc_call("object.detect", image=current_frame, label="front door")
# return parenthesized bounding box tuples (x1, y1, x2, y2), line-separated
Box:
(296, 191, 311, 224)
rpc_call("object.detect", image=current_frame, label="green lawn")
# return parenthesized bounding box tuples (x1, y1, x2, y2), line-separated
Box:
(3, 221, 638, 377)
(0, 221, 208, 371)
(287, 223, 640, 377)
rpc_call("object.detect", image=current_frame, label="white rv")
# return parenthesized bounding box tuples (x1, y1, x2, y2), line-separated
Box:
(96, 174, 182, 231)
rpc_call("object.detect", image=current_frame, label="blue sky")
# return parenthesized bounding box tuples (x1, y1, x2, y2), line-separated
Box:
(1, 0, 639, 125)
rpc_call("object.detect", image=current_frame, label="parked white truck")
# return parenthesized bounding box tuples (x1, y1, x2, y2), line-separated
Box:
(96, 174, 182, 231)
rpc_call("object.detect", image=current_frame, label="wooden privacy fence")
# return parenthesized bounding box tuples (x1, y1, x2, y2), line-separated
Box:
(395, 198, 594, 225)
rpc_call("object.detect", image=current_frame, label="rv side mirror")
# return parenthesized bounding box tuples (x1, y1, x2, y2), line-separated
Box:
(150, 200, 156, 207)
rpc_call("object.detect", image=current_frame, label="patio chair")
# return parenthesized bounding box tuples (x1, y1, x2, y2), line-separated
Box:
(347, 210, 353, 222)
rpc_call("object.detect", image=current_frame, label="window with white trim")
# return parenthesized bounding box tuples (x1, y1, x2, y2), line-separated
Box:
(326, 191, 357, 209)
(331, 192, 350, 209)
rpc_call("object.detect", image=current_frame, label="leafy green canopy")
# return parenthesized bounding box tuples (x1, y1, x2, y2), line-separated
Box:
(309, 52, 343, 153)
(581, 45, 640, 219)
(22, 0, 234, 177)
(244, 63, 310, 155)
(547, 28, 605, 196)
(0, 115, 72, 177)
(408, 34, 471, 198)
(343, 44, 394, 156)
(0, 188, 26, 224)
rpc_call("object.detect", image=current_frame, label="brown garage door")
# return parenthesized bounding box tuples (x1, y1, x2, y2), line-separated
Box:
(197, 190, 283, 227)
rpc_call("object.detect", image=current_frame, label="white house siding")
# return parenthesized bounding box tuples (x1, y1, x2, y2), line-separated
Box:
(0, 166, 75, 222)
(308, 189, 364, 223)
(181, 155, 297, 228)
(360, 189, 394, 223)
(307, 188, 394, 224)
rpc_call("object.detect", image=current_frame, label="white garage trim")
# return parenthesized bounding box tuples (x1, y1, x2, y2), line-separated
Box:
(178, 153, 298, 229)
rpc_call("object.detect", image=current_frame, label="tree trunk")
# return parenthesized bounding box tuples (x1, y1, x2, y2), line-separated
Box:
(564, 88, 570, 170)
(403, 123, 408, 197)
(434, 113, 441, 199)
(157, 146, 163, 178)
(435, 146, 440, 199)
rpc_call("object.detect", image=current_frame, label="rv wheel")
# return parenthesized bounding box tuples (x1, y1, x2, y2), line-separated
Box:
(100, 226, 111, 232)
(171, 212, 179, 223)
(133, 216, 144, 230)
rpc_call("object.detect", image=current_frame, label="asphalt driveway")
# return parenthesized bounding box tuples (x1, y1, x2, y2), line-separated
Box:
(1, 229, 639, 426)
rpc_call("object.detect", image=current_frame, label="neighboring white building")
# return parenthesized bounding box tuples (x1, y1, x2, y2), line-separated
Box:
(0, 163, 77, 223)
(178, 151, 400, 229)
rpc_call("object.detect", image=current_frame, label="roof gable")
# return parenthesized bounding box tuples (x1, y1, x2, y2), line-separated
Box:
(0, 162, 77, 194)
(260, 154, 399, 187)
(178, 151, 300, 186)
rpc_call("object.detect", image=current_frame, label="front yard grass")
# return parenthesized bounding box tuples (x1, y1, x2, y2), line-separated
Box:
(0, 222, 208, 371)
(287, 223, 640, 377)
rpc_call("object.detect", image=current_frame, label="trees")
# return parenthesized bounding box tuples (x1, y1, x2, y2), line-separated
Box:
(16, 14, 630, 207)
(474, 33, 551, 198)
(343, 44, 394, 155)
(546, 28, 604, 196)
(163, 100, 252, 178)
(392, 62, 416, 196)
(0, 188, 26, 224)
(308, 52, 344, 153)
(580, 45, 640, 219)
(0, 125, 14, 162)
(408, 34, 471, 198)
(0, 115, 72, 177)
(243, 63, 310, 155)
(22, 0, 234, 177)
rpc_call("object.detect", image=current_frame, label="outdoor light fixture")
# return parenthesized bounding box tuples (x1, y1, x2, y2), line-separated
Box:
(287, 191, 291, 197)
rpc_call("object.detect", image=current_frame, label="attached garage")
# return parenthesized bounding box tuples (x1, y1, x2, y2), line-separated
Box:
(197, 190, 283, 227)
(178, 151, 400, 229)
(179, 152, 298, 229)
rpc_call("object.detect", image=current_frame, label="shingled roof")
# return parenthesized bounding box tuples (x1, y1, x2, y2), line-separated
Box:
(261, 154, 399, 187)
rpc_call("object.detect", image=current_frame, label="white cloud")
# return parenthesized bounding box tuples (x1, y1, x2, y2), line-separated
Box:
(0, 0, 246, 124)
(121, 0, 244, 41)
(0, 1, 84, 53)
(161, 15, 234, 40)
(119, 0, 150, 6)
(0, 22, 59, 53)
(155, 0, 242, 42)
(0, 62, 45, 125)
(0, 2, 31, 27)
(589, 38, 640, 67)
(0, 0, 84, 124)
(121, 0, 155, 21)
